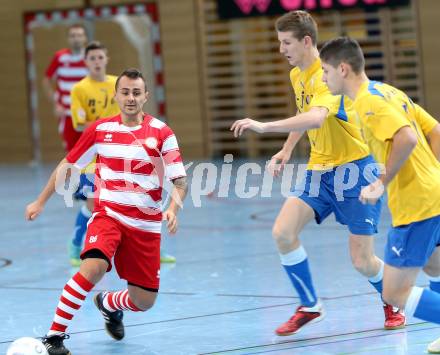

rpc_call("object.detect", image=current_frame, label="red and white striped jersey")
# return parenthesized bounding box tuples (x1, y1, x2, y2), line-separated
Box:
(66, 114, 186, 233)
(45, 48, 88, 117)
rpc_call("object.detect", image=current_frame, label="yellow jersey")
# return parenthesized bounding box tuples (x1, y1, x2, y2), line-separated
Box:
(290, 58, 369, 170)
(71, 75, 119, 173)
(71, 75, 119, 130)
(353, 80, 440, 226)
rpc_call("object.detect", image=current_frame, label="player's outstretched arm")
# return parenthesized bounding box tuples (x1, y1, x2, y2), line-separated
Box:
(268, 131, 305, 177)
(25, 158, 72, 221)
(163, 177, 188, 234)
(265, 107, 328, 133)
(230, 107, 327, 137)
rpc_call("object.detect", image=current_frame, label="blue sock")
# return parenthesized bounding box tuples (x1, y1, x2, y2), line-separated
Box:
(280, 246, 317, 307)
(368, 260, 384, 294)
(72, 205, 91, 247)
(429, 275, 440, 293)
(406, 286, 440, 324)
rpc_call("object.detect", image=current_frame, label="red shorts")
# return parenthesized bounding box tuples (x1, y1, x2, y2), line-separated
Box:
(60, 115, 82, 152)
(80, 213, 161, 289)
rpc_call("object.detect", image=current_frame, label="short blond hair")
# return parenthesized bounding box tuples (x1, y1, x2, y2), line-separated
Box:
(275, 11, 318, 45)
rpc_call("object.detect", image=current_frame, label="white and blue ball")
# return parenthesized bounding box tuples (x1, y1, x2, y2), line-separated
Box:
(6, 337, 48, 355)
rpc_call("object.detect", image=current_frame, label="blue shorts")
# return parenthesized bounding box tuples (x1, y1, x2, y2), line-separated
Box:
(292, 155, 382, 235)
(385, 214, 440, 267)
(73, 173, 95, 201)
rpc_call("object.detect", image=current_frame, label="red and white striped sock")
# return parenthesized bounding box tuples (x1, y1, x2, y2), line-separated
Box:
(102, 290, 142, 312)
(47, 272, 94, 335)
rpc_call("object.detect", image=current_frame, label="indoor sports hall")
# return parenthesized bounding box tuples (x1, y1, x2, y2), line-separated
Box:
(1, 1, 439, 354)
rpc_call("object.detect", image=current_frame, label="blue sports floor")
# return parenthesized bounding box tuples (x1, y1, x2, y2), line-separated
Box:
(1, 162, 439, 354)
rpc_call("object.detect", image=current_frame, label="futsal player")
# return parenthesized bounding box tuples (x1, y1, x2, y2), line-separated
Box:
(42, 23, 88, 152)
(319, 36, 440, 354)
(69, 41, 177, 266)
(230, 10, 404, 336)
(26, 68, 187, 355)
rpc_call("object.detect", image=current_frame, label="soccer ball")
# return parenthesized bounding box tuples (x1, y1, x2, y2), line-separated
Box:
(6, 337, 48, 355)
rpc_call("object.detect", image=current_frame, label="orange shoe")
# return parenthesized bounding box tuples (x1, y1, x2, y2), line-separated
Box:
(275, 301, 325, 336)
(383, 303, 405, 330)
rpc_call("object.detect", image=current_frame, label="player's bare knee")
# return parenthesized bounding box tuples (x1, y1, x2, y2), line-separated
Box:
(424, 248, 440, 277)
(350, 252, 369, 274)
(350, 249, 378, 277)
(127, 286, 158, 311)
(423, 256, 440, 277)
(135, 300, 155, 312)
(130, 294, 156, 311)
(272, 222, 282, 240)
(82, 268, 106, 284)
(79, 259, 107, 284)
(351, 259, 366, 275)
(424, 264, 440, 277)
(272, 223, 293, 244)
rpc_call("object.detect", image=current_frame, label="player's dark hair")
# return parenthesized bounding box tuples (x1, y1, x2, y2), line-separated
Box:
(85, 41, 107, 58)
(115, 68, 148, 92)
(275, 10, 318, 46)
(320, 37, 365, 74)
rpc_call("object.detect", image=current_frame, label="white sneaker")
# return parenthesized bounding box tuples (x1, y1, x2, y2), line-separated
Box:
(428, 337, 440, 353)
